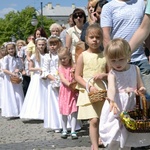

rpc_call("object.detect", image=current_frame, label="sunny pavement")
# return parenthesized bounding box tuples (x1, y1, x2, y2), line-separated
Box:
(0, 110, 107, 150)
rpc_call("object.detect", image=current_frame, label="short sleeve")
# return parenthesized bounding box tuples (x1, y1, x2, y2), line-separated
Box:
(100, 4, 113, 28)
(66, 27, 74, 36)
(145, 0, 150, 14)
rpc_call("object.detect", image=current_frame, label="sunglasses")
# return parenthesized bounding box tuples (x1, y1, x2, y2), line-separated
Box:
(74, 14, 83, 19)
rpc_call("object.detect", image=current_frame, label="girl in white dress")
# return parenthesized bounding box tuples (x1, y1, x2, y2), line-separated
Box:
(0, 45, 7, 109)
(20, 37, 48, 120)
(99, 38, 150, 150)
(2, 42, 24, 118)
(43, 35, 62, 132)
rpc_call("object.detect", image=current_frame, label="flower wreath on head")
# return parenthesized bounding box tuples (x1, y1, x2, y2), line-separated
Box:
(48, 35, 60, 40)
(35, 37, 47, 42)
(5, 42, 16, 47)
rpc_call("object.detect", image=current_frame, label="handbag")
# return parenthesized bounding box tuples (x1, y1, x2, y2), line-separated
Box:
(86, 77, 107, 103)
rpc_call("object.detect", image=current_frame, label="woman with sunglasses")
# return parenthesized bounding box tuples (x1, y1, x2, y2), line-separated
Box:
(66, 8, 86, 63)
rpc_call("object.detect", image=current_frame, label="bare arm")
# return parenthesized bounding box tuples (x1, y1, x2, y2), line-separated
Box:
(102, 27, 111, 49)
(107, 71, 120, 114)
(66, 33, 72, 50)
(75, 53, 85, 87)
(136, 66, 146, 94)
(29, 60, 42, 73)
(107, 72, 116, 102)
(129, 14, 150, 53)
(59, 69, 71, 87)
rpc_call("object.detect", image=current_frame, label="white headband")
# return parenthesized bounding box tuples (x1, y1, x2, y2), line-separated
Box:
(35, 37, 47, 42)
(5, 42, 16, 47)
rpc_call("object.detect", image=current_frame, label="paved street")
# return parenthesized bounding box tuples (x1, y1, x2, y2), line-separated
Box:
(0, 110, 150, 150)
(0, 110, 105, 150)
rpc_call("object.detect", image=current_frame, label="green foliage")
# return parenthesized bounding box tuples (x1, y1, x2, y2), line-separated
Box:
(0, 7, 55, 45)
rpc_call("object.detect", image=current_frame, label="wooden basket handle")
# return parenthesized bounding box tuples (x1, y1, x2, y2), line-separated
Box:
(137, 93, 147, 120)
(86, 77, 107, 93)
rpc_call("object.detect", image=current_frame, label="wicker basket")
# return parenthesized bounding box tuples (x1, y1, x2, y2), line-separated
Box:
(86, 77, 107, 103)
(10, 72, 23, 84)
(120, 93, 150, 133)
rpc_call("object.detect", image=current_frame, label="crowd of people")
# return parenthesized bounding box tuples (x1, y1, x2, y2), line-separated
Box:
(0, 0, 150, 150)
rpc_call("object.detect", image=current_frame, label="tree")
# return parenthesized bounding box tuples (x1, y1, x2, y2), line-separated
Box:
(0, 7, 54, 45)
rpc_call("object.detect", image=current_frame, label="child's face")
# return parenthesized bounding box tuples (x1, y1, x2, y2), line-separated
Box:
(58, 53, 71, 66)
(49, 42, 59, 53)
(50, 28, 60, 36)
(109, 57, 128, 71)
(7, 45, 15, 56)
(36, 30, 41, 38)
(88, 2, 94, 14)
(86, 30, 102, 50)
(0, 49, 6, 57)
(36, 40, 46, 53)
(17, 43, 24, 50)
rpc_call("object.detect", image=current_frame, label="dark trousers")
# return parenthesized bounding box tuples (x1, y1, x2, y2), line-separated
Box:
(22, 75, 31, 97)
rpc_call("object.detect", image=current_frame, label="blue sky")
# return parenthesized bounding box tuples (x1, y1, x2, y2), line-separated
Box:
(0, 0, 88, 18)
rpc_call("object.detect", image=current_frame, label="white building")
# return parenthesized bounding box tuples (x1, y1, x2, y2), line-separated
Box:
(37, 2, 88, 26)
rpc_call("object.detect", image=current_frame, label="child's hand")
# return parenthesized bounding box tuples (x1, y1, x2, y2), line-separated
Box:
(107, 98, 120, 114)
(138, 87, 146, 94)
(135, 87, 146, 95)
(89, 86, 98, 93)
(14, 69, 20, 73)
(38, 68, 42, 75)
(93, 73, 107, 80)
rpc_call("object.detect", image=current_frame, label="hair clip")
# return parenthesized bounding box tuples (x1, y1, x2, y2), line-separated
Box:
(5, 42, 16, 47)
(35, 37, 47, 42)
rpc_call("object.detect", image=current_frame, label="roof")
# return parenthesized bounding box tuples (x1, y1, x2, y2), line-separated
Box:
(37, 3, 88, 17)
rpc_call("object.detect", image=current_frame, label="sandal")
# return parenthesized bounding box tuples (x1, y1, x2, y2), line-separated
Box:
(71, 132, 78, 140)
(61, 131, 68, 139)
(98, 138, 105, 148)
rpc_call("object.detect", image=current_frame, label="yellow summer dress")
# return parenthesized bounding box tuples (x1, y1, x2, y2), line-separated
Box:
(76, 51, 107, 120)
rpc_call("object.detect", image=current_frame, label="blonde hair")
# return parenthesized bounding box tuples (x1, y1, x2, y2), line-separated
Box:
(86, 23, 103, 44)
(48, 35, 62, 48)
(35, 38, 47, 63)
(16, 40, 26, 47)
(49, 23, 62, 32)
(87, 0, 99, 22)
(57, 47, 73, 66)
(104, 38, 131, 61)
(5, 42, 17, 56)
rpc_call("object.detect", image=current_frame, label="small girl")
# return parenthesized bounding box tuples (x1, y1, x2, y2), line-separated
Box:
(58, 47, 79, 139)
(99, 38, 150, 150)
(20, 37, 48, 120)
(75, 23, 108, 150)
(16, 40, 26, 60)
(42, 35, 62, 132)
(2, 42, 24, 118)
